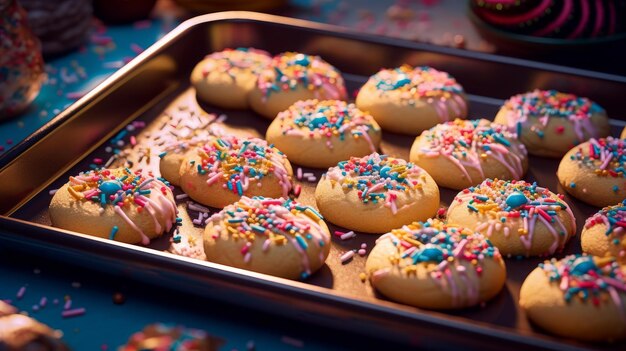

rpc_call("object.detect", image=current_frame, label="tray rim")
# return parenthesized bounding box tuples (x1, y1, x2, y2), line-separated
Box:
(0, 12, 622, 350)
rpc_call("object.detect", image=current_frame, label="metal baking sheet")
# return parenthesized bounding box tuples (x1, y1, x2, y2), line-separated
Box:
(2, 12, 626, 351)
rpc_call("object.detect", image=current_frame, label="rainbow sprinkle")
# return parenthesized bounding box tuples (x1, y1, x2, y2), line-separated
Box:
(373, 219, 502, 307)
(199, 47, 271, 79)
(450, 179, 575, 256)
(540, 255, 626, 308)
(207, 197, 330, 279)
(585, 199, 626, 259)
(193, 136, 292, 197)
(148, 106, 223, 159)
(501, 89, 604, 142)
(417, 119, 526, 181)
(276, 99, 380, 151)
(257, 52, 346, 100)
(324, 153, 428, 214)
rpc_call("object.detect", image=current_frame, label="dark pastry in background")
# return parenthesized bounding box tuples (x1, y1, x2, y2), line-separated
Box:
(19, 0, 92, 56)
(0, 301, 70, 351)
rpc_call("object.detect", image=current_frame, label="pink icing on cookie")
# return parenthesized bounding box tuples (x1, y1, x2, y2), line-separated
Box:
(501, 89, 604, 143)
(417, 119, 526, 182)
(451, 179, 575, 256)
(369, 65, 466, 122)
(276, 99, 380, 152)
(207, 196, 329, 279)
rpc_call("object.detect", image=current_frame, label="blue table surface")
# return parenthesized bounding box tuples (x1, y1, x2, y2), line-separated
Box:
(0, 248, 402, 350)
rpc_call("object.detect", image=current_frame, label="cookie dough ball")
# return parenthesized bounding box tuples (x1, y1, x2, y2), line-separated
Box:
(49, 168, 177, 245)
(494, 89, 610, 158)
(366, 219, 506, 309)
(266, 99, 382, 168)
(191, 48, 272, 109)
(582, 200, 626, 262)
(179, 136, 293, 208)
(249, 52, 347, 119)
(520, 255, 626, 342)
(120, 323, 223, 351)
(152, 108, 224, 186)
(315, 153, 440, 233)
(204, 196, 331, 280)
(0, 311, 69, 351)
(557, 137, 626, 207)
(355, 65, 467, 135)
(447, 179, 576, 257)
(410, 119, 528, 190)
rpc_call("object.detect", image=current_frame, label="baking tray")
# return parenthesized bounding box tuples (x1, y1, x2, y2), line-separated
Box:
(2, 12, 626, 351)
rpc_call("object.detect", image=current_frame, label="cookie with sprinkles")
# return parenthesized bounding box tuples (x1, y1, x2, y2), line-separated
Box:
(149, 107, 224, 186)
(203, 196, 331, 280)
(0, 301, 70, 351)
(49, 168, 177, 245)
(179, 136, 293, 208)
(191, 47, 272, 109)
(446, 179, 576, 257)
(494, 89, 610, 158)
(582, 200, 626, 262)
(365, 219, 506, 309)
(265, 99, 382, 168)
(120, 323, 223, 351)
(355, 65, 467, 135)
(315, 153, 440, 233)
(557, 137, 626, 207)
(520, 255, 626, 341)
(248, 52, 347, 119)
(409, 119, 528, 190)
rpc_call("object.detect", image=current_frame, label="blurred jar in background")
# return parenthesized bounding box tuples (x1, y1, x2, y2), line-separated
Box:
(0, 0, 45, 120)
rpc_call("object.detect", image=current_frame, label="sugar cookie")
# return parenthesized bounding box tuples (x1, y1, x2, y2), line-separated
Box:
(151, 107, 224, 186)
(366, 219, 506, 309)
(49, 168, 177, 244)
(582, 200, 626, 262)
(446, 179, 576, 257)
(190, 47, 272, 109)
(0, 301, 69, 351)
(557, 137, 626, 207)
(203, 196, 331, 280)
(315, 153, 440, 233)
(409, 119, 528, 190)
(494, 89, 610, 157)
(355, 65, 467, 135)
(249, 52, 347, 119)
(265, 99, 382, 168)
(179, 136, 293, 208)
(520, 255, 626, 341)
